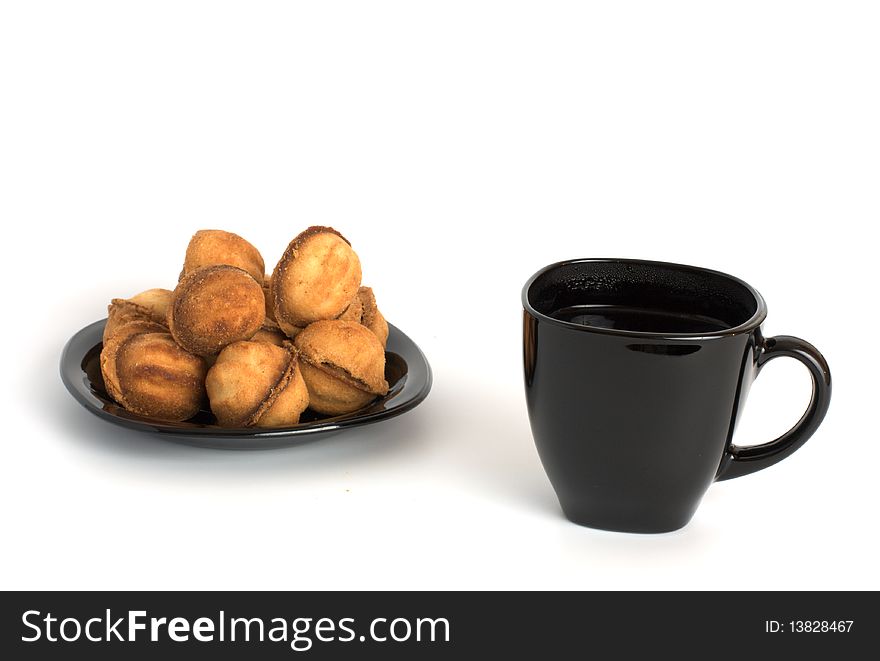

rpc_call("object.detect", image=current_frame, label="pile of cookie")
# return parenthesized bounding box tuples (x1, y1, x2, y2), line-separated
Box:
(99, 227, 389, 426)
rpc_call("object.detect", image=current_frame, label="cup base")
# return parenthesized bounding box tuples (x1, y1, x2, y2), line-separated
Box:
(559, 501, 697, 534)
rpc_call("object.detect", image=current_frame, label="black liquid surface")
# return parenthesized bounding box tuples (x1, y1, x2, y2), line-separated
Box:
(550, 305, 730, 334)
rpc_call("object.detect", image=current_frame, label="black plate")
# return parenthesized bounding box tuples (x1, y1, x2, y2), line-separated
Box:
(60, 320, 432, 449)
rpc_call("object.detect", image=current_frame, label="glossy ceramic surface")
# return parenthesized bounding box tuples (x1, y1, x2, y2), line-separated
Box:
(61, 320, 432, 449)
(523, 259, 831, 533)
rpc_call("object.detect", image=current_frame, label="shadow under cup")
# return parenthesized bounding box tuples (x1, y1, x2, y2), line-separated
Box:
(522, 259, 831, 533)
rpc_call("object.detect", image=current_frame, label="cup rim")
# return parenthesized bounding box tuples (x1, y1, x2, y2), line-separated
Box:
(522, 258, 768, 340)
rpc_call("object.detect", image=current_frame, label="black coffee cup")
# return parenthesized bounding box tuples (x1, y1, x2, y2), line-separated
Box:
(522, 259, 831, 533)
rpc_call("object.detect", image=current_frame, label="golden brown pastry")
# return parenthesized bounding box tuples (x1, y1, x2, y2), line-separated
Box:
(93, 224, 397, 427)
(102, 319, 170, 400)
(337, 293, 363, 323)
(104, 290, 172, 343)
(270, 285, 387, 342)
(355, 286, 389, 348)
(181, 229, 265, 284)
(168, 265, 265, 357)
(272, 227, 362, 335)
(331, 286, 389, 347)
(250, 320, 287, 347)
(206, 341, 309, 427)
(104, 299, 154, 343)
(275, 318, 305, 338)
(128, 288, 172, 325)
(100, 331, 207, 422)
(294, 319, 389, 415)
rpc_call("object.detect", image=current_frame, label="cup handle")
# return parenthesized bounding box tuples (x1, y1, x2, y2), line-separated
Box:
(716, 335, 832, 481)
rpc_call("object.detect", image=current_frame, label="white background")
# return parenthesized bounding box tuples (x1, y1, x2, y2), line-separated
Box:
(1, 1, 878, 590)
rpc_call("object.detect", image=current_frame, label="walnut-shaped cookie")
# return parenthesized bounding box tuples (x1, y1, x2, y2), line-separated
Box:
(127, 288, 172, 325)
(168, 265, 265, 357)
(331, 286, 389, 347)
(271, 227, 362, 337)
(337, 293, 363, 323)
(104, 299, 154, 343)
(294, 319, 389, 416)
(250, 319, 287, 347)
(181, 229, 265, 284)
(354, 286, 389, 348)
(206, 341, 309, 427)
(100, 331, 208, 422)
(104, 289, 173, 343)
